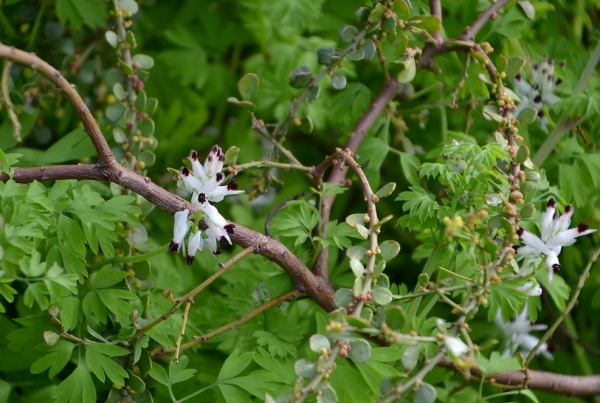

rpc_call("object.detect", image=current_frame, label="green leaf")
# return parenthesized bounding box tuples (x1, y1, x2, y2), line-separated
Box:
(334, 288, 353, 308)
(379, 240, 401, 261)
(294, 359, 316, 377)
(238, 73, 260, 101)
(386, 306, 408, 330)
(317, 46, 338, 65)
(106, 103, 125, 121)
(371, 287, 393, 305)
(53, 365, 97, 403)
(477, 351, 520, 374)
(414, 382, 437, 403)
(132, 54, 154, 70)
(30, 341, 76, 378)
(96, 289, 137, 318)
(218, 350, 254, 381)
(488, 281, 528, 321)
(518, 106, 538, 125)
(289, 66, 312, 89)
(368, 3, 386, 23)
(506, 56, 526, 78)
(309, 334, 330, 352)
(410, 15, 441, 35)
(60, 296, 81, 332)
(337, 25, 358, 43)
(86, 344, 129, 386)
(349, 339, 371, 363)
(331, 73, 346, 90)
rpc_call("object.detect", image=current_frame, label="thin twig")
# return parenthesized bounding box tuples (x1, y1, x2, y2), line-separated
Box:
(291, 345, 341, 403)
(524, 247, 600, 366)
(429, 0, 443, 44)
(156, 289, 300, 354)
(461, 0, 512, 41)
(1, 59, 21, 141)
(173, 300, 192, 364)
(132, 246, 256, 341)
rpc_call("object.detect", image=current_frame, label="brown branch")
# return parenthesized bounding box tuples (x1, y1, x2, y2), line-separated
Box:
(429, 0, 443, 44)
(0, 43, 114, 165)
(314, 78, 401, 280)
(439, 358, 600, 397)
(0, 43, 336, 312)
(461, 0, 512, 41)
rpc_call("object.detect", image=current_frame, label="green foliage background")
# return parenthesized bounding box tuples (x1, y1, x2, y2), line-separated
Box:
(1, 0, 600, 402)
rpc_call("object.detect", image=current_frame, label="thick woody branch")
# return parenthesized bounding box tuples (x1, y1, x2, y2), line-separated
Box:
(439, 358, 600, 397)
(0, 44, 335, 312)
(0, 43, 114, 165)
(314, 78, 401, 279)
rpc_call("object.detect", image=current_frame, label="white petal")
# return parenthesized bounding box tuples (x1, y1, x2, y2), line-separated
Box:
(540, 198, 556, 242)
(190, 150, 209, 183)
(171, 209, 191, 252)
(556, 205, 573, 234)
(546, 224, 597, 250)
(180, 167, 203, 193)
(518, 228, 551, 255)
(444, 336, 469, 357)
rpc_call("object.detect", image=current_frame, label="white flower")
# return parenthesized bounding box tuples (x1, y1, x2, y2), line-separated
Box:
(444, 336, 469, 357)
(513, 57, 564, 132)
(170, 209, 191, 253)
(494, 310, 553, 360)
(181, 146, 243, 203)
(187, 231, 203, 265)
(516, 197, 596, 282)
(193, 195, 235, 255)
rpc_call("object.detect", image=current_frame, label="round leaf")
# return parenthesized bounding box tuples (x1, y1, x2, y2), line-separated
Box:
(346, 246, 366, 261)
(316, 386, 338, 403)
(294, 359, 316, 377)
(113, 127, 127, 143)
(401, 346, 419, 370)
(346, 48, 365, 61)
(376, 182, 396, 198)
(317, 46, 338, 65)
(106, 103, 125, 121)
(415, 382, 437, 403)
(373, 260, 386, 278)
(334, 288, 353, 308)
(132, 54, 154, 70)
(520, 203, 536, 218)
(331, 73, 347, 90)
(349, 259, 365, 278)
(349, 339, 371, 363)
(138, 119, 155, 137)
(309, 85, 321, 103)
(289, 66, 312, 89)
(105, 31, 118, 48)
(237, 73, 259, 101)
(379, 240, 400, 261)
(371, 287, 393, 305)
(386, 305, 407, 330)
(299, 116, 313, 134)
(337, 25, 358, 43)
(113, 83, 125, 101)
(518, 106, 538, 125)
(309, 334, 331, 352)
(345, 213, 364, 228)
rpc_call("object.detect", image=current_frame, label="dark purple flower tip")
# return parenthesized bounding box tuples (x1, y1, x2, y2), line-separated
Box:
(227, 181, 238, 191)
(559, 61, 566, 68)
(513, 245, 520, 253)
(533, 63, 539, 71)
(181, 167, 190, 176)
(224, 224, 235, 234)
(552, 263, 561, 272)
(542, 68, 548, 75)
(216, 172, 223, 182)
(187, 255, 195, 265)
(547, 343, 557, 353)
(211, 145, 219, 154)
(517, 227, 525, 236)
(198, 193, 206, 204)
(565, 204, 573, 214)
(533, 84, 539, 90)
(538, 109, 545, 117)
(191, 150, 198, 161)
(556, 78, 562, 86)
(515, 74, 521, 81)
(548, 197, 556, 208)
(534, 94, 542, 103)
(214, 248, 222, 255)
(207, 155, 213, 163)
(577, 222, 589, 233)
(219, 235, 228, 243)
(219, 154, 225, 162)
(169, 241, 180, 252)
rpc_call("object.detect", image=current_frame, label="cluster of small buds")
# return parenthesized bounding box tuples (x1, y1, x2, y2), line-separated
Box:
(337, 341, 352, 358)
(443, 215, 464, 237)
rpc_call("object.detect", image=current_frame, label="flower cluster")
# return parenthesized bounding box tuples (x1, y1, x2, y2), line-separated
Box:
(516, 197, 596, 282)
(170, 146, 243, 264)
(495, 282, 553, 359)
(513, 56, 564, 132)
